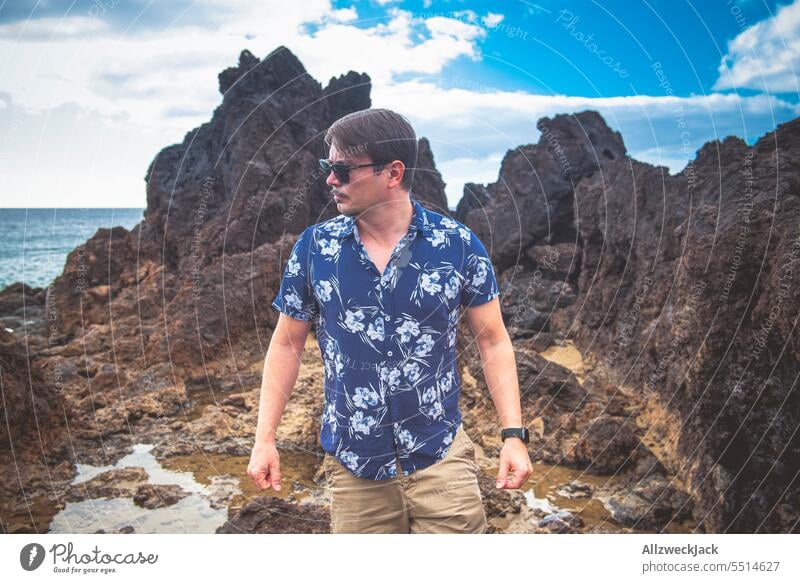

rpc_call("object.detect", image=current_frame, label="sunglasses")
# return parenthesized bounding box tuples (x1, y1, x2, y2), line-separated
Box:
(319, 158, 386, 184)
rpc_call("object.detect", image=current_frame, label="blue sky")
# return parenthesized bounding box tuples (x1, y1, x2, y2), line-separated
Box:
(0, 0, 798, 208)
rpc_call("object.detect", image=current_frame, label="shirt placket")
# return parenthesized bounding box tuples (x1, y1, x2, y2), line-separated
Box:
(354, 218, 426, 479)
(355, 223, 420, 474)
(388, 229, 420, 477)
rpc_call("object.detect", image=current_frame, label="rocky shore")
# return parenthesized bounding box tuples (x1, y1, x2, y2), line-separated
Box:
(1, 46, 797, 534)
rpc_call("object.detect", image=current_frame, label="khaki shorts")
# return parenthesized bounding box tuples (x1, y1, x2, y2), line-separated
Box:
(322, 422, 488, 534)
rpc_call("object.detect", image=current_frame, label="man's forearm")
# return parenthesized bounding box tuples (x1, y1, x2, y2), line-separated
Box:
(254, 341, 304, 445)
(476, 336, 523, 428)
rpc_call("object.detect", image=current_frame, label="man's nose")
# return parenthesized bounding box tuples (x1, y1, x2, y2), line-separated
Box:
(325, 169, 341, 187)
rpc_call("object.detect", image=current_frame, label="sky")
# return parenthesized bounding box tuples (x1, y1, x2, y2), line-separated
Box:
(0, 0, 798, 209)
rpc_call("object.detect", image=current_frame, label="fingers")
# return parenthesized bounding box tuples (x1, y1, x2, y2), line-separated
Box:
(504, 469, 526, 489)
(495, 460, 509, 489)
(269, 458, 282, 491)
(247, 465, 269, 490)
(496, 461, 533, 489)
(246, 452, 281, 492)
(250, 468, 280, 491)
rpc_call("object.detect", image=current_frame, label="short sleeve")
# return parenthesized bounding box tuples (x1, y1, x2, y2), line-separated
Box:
(271, 227, 319, 321)
(460, 229, 500, 308)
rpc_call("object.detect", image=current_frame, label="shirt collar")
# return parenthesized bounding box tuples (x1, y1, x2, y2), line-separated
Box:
(335, 193, 435, 241)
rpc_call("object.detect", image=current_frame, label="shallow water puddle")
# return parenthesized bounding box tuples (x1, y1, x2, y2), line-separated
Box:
(482, 458, 695, 532)
(45, 444, 326, 533)
(48, 444, 228, 533)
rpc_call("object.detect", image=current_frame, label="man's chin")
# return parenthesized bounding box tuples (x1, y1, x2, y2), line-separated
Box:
(336, 201, 357, 216)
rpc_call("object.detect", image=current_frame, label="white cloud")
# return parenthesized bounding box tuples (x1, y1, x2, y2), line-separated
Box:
(482, 12, 505, 28)
(291, 8, 486, 87)
(451, 10, 479, 24)
(0, 96, 171, 207)
(1, 0, 798, 209)
(329, 6, 359, 23)
(0, 3, 487, 130)
(0, 15, 112, 41)
(629, 147, 691, 174)
(713, 0, 800, 93)
(0, 1, 491, 206)
(374, 81, 800, 208)
(437, 152, 505, 207)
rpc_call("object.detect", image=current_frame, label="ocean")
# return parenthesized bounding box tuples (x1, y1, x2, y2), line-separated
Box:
(0, 208, 145, 291)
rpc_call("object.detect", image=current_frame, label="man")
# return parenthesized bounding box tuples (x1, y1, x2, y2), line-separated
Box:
(248, 108, 532, 533)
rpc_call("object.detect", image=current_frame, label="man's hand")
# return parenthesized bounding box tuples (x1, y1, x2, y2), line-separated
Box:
(247, 442, 282, 491)
(495, 438, 533, 489)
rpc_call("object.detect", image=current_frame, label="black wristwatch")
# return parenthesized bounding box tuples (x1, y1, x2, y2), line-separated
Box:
(501, 426, 530, 444)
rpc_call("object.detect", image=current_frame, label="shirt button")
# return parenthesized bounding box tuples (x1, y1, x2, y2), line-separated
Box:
(384, 315, 391, 321)
(387, 350, 393, 356)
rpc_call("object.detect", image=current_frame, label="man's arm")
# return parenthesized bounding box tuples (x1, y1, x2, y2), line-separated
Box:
(464, 297, 522, 428)
(464, 297, 532, 489)
(248, 313, 312, 491)
(255, 313, 312, 445)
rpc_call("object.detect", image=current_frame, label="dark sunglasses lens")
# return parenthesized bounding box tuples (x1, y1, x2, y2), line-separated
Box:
(319, 159, 349, 183)
(333, 165, 349, 183)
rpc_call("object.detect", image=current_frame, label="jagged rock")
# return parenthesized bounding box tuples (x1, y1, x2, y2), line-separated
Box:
(559, 116, 800, 533)
(525, 242, 580, 283)
(476, 471, 526, 531)
(0, 282, 46, 315)
(64, 467, 149, 502)
(526, 332, 555, 351)
(555, 481, 593, 499)
(538, 509, 583, 532)
(566, 415, 642, 473)
(217, 496, 331, 533)
(412, 137, 450, 213)
(323, 70, 372, 123)
(0, 328, 63, 450)
(461, 110, 626, 271)
(455, 182, 493, 222)
(133, 484, 191, 509)
(600, 473, 693, 529)
(45, 225, 137, 340)
(464, 109, 799, 533)
(218, 48, 263, 95)
(499, 265, 578, 338)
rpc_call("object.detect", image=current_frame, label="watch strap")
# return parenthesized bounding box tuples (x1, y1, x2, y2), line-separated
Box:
(501, 426, 530, 444)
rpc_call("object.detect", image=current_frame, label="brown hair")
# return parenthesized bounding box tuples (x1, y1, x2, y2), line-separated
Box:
(324, 108, 418, 191)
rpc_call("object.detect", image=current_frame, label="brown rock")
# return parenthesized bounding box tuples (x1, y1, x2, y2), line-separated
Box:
(217, 496, 331, 533)
(133, 484, 191, 509)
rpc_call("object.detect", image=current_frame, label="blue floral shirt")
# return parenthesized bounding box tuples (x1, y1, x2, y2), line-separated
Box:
(271, 193, 500, 480)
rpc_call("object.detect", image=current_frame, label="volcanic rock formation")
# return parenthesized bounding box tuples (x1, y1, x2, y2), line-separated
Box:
(1, 46, 797, 534)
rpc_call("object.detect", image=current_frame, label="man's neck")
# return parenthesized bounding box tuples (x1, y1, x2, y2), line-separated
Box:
(356, 195, 413, 246)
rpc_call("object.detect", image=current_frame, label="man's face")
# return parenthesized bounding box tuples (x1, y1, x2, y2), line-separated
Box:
(325, 142, 388, 217)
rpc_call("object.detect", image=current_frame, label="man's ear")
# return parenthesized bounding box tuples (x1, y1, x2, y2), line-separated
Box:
(389, 160, 405, 187)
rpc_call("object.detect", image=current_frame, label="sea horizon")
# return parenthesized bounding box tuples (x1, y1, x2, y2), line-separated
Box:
(0, 208, 145, 291)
